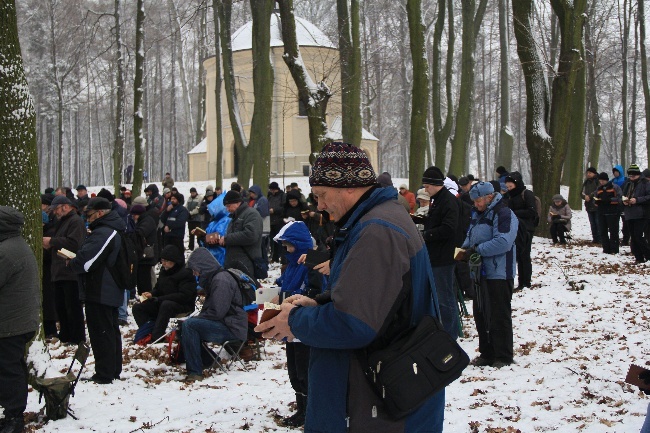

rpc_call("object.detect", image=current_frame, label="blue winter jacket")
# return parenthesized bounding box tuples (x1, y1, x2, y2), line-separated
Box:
(462, 193, 518, 280)
(288, 186, 445, 433)
(612, 165, 627, 188)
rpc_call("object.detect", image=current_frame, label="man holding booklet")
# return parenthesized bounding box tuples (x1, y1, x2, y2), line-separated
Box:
(255, 142, 445, 433)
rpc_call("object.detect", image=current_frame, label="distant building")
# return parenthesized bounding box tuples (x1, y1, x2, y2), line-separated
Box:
(188, 11, 378, 182)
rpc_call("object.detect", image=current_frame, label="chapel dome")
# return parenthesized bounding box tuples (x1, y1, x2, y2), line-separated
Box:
(231, 11, 336, 52)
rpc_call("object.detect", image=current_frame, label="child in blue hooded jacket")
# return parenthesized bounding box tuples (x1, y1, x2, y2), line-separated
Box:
(273, 221, 325, 427)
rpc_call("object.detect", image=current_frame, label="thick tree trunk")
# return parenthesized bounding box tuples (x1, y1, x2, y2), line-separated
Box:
(432, 0, 455, 169)
(407, 0, 430, 188)
(249, 0, 274, 190)
(1, 0, 48, 375)
(212, 0, 225, 188)
(132, 0, 145, 196)
(639, 0, 650, 163)
(113, 0, 125, 193)
(337, 0, 362, 146)
(619, 0, 631, 168)
(278, 0, 331, 163)
(448, 0, 487, 175)
(219, 0, 251, 181)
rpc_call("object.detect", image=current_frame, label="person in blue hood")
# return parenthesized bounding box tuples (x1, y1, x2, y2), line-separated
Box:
(272, 221, 325, 427)
(612, 165, 630, 245)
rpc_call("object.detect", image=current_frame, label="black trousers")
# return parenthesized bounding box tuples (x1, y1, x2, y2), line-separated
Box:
(85, 301, 122, 381)
(42, 265, 58, 337)
(136, 265, 153, 295)
(188, 221, 202, 251)
(628, 218, 650, 262)
(270, 224, 282, 262)
(286, 342, 310, 396)
(550, 223, 568, 243)
(598, 213, 620, 254)
(133, 299, 192, 342)
(473, 279, 513, 362)
(621, 214, 630, 244)
(54, 280, 86, 343)
(515, 231, 533, 287)
(163, 235, 184, 253)
(0, 332, 34, 418)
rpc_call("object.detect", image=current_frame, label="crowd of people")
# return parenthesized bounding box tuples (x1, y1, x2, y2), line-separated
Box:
(3, 149, 650, 433)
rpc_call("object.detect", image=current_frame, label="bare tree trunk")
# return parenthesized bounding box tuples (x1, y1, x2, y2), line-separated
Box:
(639, 0, 650, 163)
(278, 0, 331, 162)
(113, 0, 125, 193)
(496, 0, 513, 169)
(585, 4, 602, 167)
(337, 0, 362, 146)
(132, 0, 145, 196)
(219, 0, 251, 181)
(432, 0, 455, 169)
(448, 0, 488, 175)
(631, 13, 639, 163)
(249, 0, 274, 189)
(212, 0, 225, 187)
(619, 0, 632, 167)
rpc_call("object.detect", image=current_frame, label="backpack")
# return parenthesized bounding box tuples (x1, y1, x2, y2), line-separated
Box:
(223, 268, 257, 306)
(108, 231, 139, 291)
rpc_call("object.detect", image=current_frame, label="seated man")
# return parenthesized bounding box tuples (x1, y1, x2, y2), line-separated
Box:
(181, 247, 248, 382)
(132, 245, 196, 342)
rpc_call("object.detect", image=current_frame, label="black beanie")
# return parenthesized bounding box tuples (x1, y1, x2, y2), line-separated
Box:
(496, 166, 507, 175)
(172, 192, 185, 205)
(160, 245, 184, 265)
(223, 190, 243, 205)
(189, 187, 197, 193)
(97, 188, 114, 202)
(422, 166, 445, 186)
(586, 167, 598, 175)
(598, 172, 609, 181)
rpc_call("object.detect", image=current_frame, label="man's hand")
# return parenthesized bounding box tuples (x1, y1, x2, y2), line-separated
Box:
(43, 237, 51, 249)
(629, 197, 637, 205)
(254, 302, 297, 341)
(284, 294, 318, 307)
(166, 204, 173, 212)
(585, 195, 591, 202)
(218, 236, 226, 246)
(313, 260, 330, 275)
(141, 292, 152, 300)
(164, 226, 170, 233)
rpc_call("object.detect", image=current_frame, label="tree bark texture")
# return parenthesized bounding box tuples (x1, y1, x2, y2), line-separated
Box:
(585, 7, 602, 168)
(212, 0, 225, 188)
(279, 0, 331, 163)
(407, 0, 430, 189)
(496, 0, 513, 169)
(249, 0, 274, 190)
(113, 0, 125, 193)
(337, 0, 362, 147)
(639, 0, 650, 164)
(432, 0, 455, 169)
(132, 0, 145, 196)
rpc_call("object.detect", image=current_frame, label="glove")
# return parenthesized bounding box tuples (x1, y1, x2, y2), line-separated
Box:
(456, 246, 476, 262)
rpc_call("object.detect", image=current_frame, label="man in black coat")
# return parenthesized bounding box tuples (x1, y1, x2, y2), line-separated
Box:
(421, 166, 460, 339)
(581, 167, 601, 243)
(70, 197, 126, 384)
(160, 192, 190, 252)
(503, 172, 537, 290)
(43, 195, 87, 344)
(267, 182, 286, 262)
(132, 245, 196, 342)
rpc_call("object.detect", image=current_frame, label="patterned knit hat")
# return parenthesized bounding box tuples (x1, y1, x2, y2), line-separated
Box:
(628, 164, 642, 175)
(309, 142, 376, 188)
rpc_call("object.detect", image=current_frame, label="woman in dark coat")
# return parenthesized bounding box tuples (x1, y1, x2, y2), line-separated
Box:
(131, 203, 158, 294)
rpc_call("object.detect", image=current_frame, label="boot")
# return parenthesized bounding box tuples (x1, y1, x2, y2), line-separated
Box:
(0, 415, 24, 433)
(282, 393, 306, 427)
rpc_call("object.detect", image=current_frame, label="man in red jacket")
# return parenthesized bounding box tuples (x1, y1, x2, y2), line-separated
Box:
(399, 184, 416, 213)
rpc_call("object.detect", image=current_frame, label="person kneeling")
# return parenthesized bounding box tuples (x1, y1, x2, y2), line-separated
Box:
(181, 248, 248, 382)
(132, 245, 197, 343)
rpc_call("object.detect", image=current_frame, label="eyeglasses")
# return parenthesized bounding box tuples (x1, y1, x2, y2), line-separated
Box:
(85, 210, 97, 218)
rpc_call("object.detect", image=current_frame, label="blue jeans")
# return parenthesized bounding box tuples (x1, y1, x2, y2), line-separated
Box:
(118, 289, 129, 321)
(432, 264, 459, 340)
(181, 317, 236, 375)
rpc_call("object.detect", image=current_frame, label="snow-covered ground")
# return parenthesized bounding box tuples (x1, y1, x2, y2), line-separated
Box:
(26, 181, 650, 432)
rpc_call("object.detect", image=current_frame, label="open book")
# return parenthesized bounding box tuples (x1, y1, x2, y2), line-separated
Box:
(259, 302, 282, 324)
(57, 248, 76, 260)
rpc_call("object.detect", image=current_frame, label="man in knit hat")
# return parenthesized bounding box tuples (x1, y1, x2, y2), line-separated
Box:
(594, 172, 623, 254)
(460, 181, 518, 368)
(421, 166, 460, 340)
(581, 167, 601, 244)
(255, 142, 445, 432)
(160, 192, 189, 253)
(217, 190, 263, 279)
(622, 164, 650, 263)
